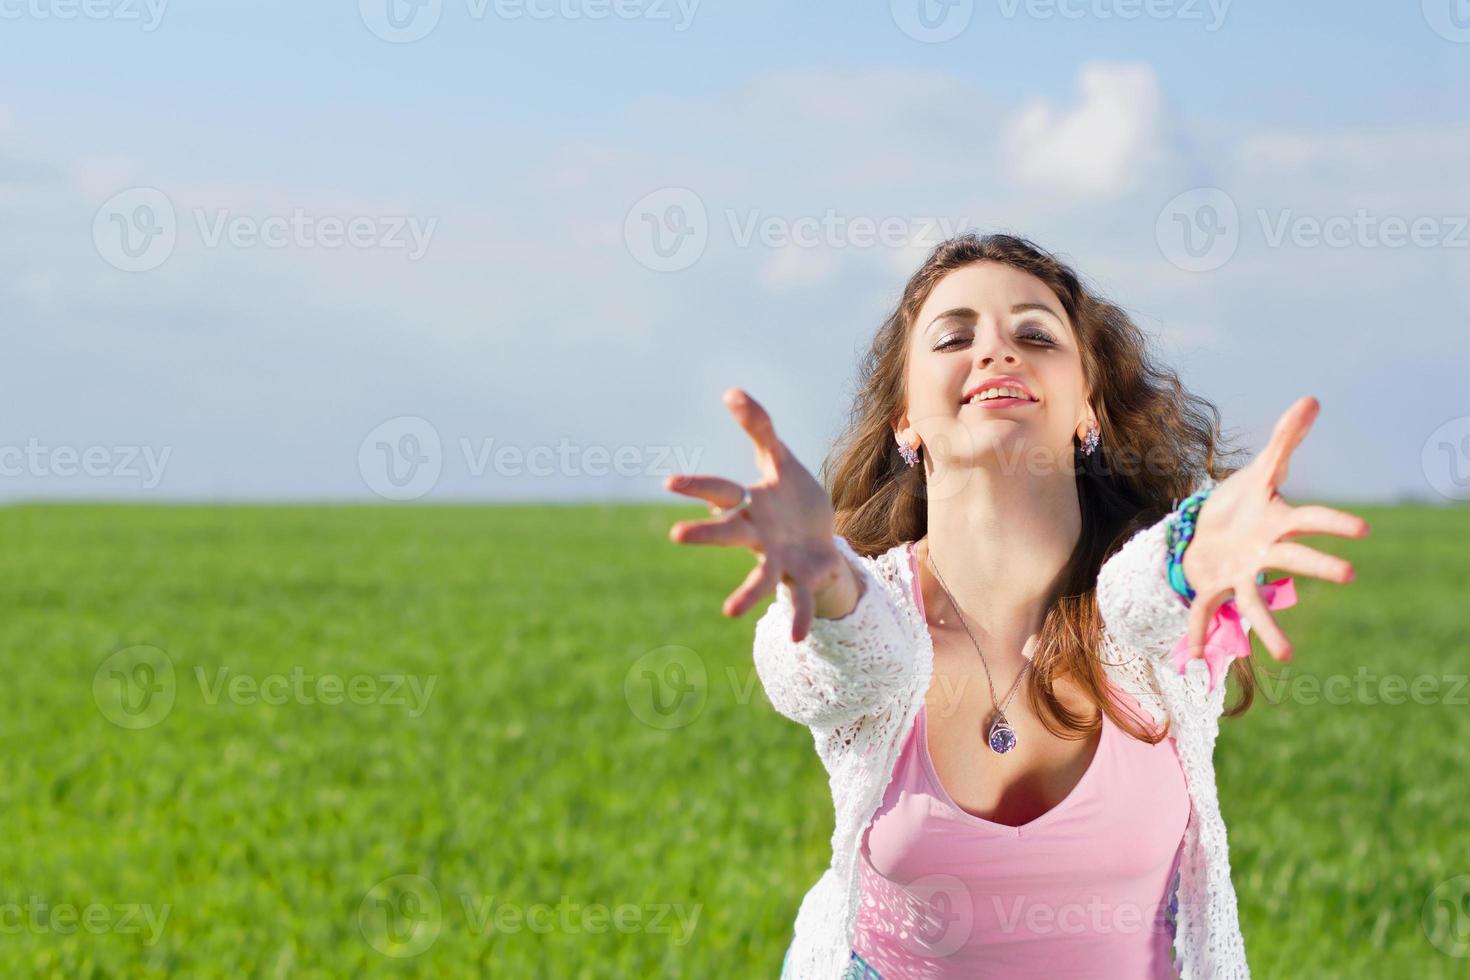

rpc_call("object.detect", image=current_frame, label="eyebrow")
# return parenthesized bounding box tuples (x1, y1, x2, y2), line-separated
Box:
(925, 303, 1066, 336)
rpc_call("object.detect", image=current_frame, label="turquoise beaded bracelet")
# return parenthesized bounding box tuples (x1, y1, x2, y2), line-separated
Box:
(1165, 487, 1267, 603)
(1165, 489, 1210, 601)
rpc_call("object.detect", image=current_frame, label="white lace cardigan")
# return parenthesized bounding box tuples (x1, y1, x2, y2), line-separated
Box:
(754, 487, 1253, 979)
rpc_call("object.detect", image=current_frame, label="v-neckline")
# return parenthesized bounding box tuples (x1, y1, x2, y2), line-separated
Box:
(916, 700, 1109, 838)
(902, 539, 1109, 838)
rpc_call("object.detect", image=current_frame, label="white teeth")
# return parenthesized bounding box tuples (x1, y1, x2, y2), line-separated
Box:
(970, 386, 1031, 403)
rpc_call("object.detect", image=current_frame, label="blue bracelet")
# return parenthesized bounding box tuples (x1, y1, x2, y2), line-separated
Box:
(1165, 490, 1211, 601)
(1165, 487, 1267, 603)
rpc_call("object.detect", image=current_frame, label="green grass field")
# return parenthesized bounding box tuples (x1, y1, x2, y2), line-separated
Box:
(0, 502, 1466, 978)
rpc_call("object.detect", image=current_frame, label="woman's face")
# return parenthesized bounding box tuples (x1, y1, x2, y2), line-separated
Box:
(899, 260, 1091, 476)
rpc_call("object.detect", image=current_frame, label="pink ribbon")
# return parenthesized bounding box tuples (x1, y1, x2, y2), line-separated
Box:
(1170, 577, 1298, 693)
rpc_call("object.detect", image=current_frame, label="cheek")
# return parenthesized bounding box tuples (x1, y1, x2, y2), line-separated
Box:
(1040, 360, 1085, 408)
(914, 350, 966, 393)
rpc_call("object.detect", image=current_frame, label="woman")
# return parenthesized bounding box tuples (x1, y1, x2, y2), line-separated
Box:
(664, 234, 1369, 979)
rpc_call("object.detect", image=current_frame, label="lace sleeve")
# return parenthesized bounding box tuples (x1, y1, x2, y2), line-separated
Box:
(1096, 477, 1229, 720)
(752, 535, 914, 731)
(1096, 512, 1193, 666)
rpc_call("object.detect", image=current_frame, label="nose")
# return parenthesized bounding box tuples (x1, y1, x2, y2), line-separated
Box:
(972, 322, 1020, 368)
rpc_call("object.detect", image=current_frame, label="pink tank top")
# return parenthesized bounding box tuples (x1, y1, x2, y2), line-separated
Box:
(850, 543, 1191, 978)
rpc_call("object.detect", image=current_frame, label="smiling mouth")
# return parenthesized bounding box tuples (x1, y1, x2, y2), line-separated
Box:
(962, 386, 1040, 409)
(963, 396, 1038, 409)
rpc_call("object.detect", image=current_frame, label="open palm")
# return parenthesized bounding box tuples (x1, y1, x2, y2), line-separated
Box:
(1181, 396, 1371, 663)
(664, 388, 852, 642)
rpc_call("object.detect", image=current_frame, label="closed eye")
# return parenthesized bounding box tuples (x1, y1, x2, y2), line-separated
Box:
(934, 329, 1057, 351)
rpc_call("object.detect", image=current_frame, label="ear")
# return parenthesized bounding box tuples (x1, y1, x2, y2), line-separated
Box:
(1076, 382, 1098, 441)
(893, 410, 919, 451)
(1075, 412, 1096, 442)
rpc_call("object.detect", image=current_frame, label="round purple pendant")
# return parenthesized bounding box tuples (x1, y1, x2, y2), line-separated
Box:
(988, 719, 1017, 754)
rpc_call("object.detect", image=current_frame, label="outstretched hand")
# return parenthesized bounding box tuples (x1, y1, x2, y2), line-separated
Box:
(664, 388, 854, 642)
(1180, 396, 1371, 664)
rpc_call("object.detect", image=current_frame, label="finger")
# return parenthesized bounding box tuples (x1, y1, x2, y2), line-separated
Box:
(1262, 396, 1320, 489)
(789, 578, 815, 644)
(1263, 540, 1355, 584)
(669, 512, 760, 549)
(724, 387, 786, 473)
(1184, 588, 1230, 662)
(1234, 578, 1292, 661)
(724, 555, 780, 618)
(664, 473, 747, 510)
(1281, 504, 1371, 540)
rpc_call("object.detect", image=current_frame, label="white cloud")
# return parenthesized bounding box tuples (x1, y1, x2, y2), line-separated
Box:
(1232, 124, 1470, 210)
(1003, 62, 1166, 199)
(757, 244, 840, 291)
(536, 140, 632, 192)
(5, 64, 1467, 502)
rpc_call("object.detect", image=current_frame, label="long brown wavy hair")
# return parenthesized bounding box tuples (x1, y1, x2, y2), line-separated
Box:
(822, 233, 1257, 744)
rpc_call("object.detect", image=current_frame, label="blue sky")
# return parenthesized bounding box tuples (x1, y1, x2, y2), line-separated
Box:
(2, 0, 1468, 503)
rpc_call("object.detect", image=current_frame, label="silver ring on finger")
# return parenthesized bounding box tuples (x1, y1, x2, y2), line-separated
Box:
(711, 486, 753, 519)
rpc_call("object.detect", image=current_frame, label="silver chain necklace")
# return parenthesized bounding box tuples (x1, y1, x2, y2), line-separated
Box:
(925, 545, 1031, 755)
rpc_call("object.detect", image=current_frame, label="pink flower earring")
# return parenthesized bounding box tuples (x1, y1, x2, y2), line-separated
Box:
(1080, 420, 1100, 456)
(898, 441, 920, 467)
